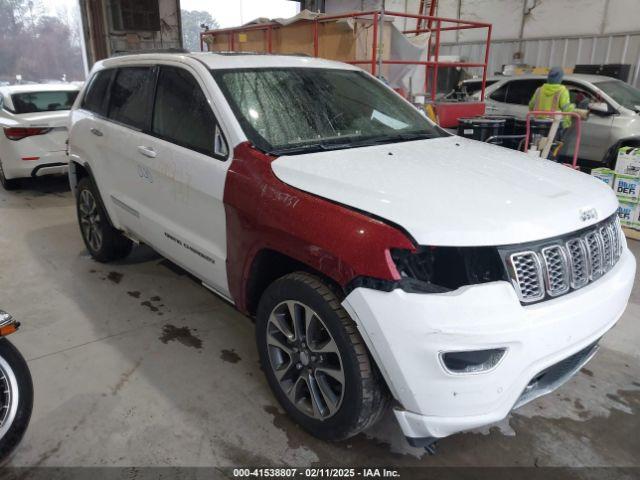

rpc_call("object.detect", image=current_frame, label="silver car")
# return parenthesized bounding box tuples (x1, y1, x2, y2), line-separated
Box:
(483, 74, 640, 164)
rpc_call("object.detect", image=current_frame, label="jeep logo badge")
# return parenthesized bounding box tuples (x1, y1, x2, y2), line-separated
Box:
(580, 208, 598, 222)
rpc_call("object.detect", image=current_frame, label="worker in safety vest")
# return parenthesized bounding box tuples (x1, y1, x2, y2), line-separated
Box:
(529, 67, 575, 128)
(529, 67, 575, 159)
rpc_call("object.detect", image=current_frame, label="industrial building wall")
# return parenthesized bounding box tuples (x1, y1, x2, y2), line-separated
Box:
(105, 0, 182, 54)
(323, 0, 640, 87)
(80, 0, 182, 67)
(436, 0, 640, 88)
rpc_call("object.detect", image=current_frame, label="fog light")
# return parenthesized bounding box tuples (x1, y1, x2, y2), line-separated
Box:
(440, 348, 506, 374)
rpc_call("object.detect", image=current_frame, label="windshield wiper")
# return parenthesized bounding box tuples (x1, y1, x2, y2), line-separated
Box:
(267, 140, 355, 156)
(350, 132, 436, 147)
(267, 132, 436, 156)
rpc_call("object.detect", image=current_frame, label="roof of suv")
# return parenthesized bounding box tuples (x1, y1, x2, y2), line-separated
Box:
(101, 51, 359, 71)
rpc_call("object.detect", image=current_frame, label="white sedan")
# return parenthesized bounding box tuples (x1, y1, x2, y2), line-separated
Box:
(0, 84, 80, 189)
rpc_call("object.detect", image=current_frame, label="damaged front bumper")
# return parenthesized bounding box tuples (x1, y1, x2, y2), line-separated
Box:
(342, 248, 636, 443)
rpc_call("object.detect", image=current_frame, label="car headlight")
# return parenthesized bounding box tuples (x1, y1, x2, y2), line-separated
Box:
(389, 246, 508, 293)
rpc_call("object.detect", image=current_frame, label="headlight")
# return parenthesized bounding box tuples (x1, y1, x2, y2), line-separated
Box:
(390, 246, 507, 293)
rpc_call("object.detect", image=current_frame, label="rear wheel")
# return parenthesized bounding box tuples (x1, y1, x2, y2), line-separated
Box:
(76, 177, 132, 262)
(0, 161, 19, 191)
(256, 272, 388, 441)
(0, 338, 33, 464)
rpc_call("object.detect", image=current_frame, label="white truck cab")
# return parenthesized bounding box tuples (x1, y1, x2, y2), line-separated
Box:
(67, 52, 636, 448)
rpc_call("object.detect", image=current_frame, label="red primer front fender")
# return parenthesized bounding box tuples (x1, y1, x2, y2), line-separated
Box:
(223, 142, 415, 313)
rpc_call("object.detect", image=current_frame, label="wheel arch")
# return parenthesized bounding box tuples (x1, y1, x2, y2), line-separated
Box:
(244, 248, 344, 317)
(68, 160, 90, 197)
(602, 136, 640, 169)
(70, 161, 116, 228)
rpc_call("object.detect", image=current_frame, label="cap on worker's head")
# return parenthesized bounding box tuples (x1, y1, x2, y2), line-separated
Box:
(548, 67, 564, 84)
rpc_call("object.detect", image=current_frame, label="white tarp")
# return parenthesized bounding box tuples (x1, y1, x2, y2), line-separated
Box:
(386, 28, 430, 95)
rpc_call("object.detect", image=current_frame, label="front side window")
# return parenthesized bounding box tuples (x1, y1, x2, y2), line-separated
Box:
(594, 79, 640, 112)
(152, 66, 220, 156)
(82, 69, 115, 116)
(564, 82, 598, 109)
(10, 90, 78, 113)
(108, 67, 155, 130)
(211, 67, 444, 155)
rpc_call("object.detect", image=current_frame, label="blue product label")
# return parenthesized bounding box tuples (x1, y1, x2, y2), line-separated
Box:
(594, 174, 612, 185)
(616, 180, 638, 196)
(617, 204, 633, 221)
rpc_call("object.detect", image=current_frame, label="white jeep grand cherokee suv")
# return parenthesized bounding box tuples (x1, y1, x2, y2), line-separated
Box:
(67, 52, 636, 448)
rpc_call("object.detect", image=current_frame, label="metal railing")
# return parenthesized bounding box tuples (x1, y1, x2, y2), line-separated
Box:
(199, 10, 492, 101)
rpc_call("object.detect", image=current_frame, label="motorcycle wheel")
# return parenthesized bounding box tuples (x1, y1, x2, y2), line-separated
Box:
(0, 338, 33, 464)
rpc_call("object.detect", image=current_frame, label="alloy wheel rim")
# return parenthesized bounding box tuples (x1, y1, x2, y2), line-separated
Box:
(0, 355, 19, 439)
(266, 300, 345, 420)
(79, 189, 103, 252)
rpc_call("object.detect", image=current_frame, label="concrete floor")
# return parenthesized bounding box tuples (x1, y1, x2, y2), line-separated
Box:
(1, 175, 639, 468)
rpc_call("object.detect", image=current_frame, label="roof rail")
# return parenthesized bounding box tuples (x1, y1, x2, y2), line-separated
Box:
(110, 48, 190, 57)
(207, 51, 312, 57)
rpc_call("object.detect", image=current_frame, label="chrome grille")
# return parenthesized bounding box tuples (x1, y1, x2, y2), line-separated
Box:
(506, 215, 623, 303)
(566, 239, 589, 289)
(510, 252, 544, 302)
(584, 231, 603, 280)
(541, 245, 570, 296)
(600, 226, 613, 268)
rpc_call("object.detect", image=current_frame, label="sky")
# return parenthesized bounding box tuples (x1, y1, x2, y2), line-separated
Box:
(43, 0, 300, 28)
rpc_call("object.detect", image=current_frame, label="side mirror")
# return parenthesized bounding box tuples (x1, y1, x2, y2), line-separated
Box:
(0, 310, 14, 327)
(0, 95, 4, 110)
(213, 124, 228, 158)
(588, 102, 610, 115)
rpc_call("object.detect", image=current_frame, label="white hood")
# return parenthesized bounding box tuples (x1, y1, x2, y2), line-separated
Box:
(271, 136, 619, 246)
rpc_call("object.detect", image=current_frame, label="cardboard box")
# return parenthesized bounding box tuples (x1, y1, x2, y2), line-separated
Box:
(204, 15, 393, 76)
(590, 167, 615, 188)
(615, 146, 640, 176)
(617, 200, 638, 227)
(631, 199, 640, 230)
(613, 173, 640, 203)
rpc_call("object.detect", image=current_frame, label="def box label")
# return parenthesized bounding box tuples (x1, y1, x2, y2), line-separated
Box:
(614, 174, 640, 202)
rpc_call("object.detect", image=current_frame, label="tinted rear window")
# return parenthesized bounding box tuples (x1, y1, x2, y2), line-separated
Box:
(505, 79, 544, 105)
(82, 69, 115, 116)
(489, 84, 508, 102)
(107, 67, 155, 130)
(11, 90, 78, 113)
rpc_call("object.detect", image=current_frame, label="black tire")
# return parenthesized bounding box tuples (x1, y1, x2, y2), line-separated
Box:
(256, 272, 388, 441)
(0, 338, 33, 464)
(0, 160, 19, 191)
(76, 177, 132, 262)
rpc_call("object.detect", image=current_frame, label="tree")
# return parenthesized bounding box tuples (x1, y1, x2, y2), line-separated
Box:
(0, 0, 84, 83)
(181, 9, 219, 52)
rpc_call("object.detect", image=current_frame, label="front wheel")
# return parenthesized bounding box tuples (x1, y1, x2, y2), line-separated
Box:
(0, 338, 33, 464)
(256, 272, 388, 441)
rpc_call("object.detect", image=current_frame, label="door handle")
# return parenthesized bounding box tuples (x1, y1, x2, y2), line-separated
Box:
(90, 128, 103, 137)
(137, 146, 157, 158)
